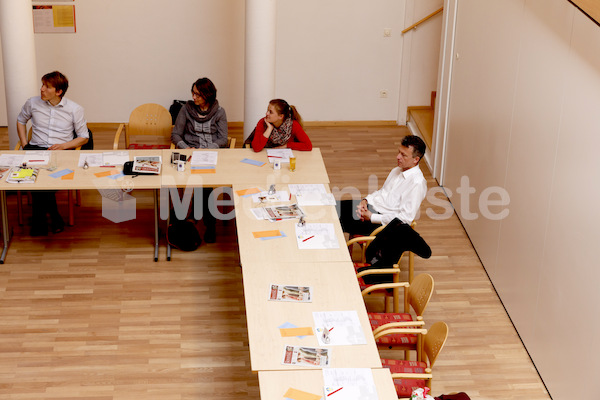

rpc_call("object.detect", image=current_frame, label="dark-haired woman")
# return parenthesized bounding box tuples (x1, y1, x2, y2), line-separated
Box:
(171, 77, 228, 243)
(250, 99, 312, 152)
(171, 77, 228, 149)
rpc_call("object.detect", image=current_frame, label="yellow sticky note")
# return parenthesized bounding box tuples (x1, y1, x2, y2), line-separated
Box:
(283, 388, 322, 400)
(61, 172, 74, 180)
(280, 327, 314, 337)
(94, 170, 119, 178)
(235, 188, 260, 196)
(252, 230, 281, 239)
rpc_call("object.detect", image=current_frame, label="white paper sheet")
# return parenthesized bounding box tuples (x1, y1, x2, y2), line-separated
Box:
(313, 311, 366, 346)
(190, 151, 218, 166)
(295, 223, 339, 249)
(322, 368, 378, 400)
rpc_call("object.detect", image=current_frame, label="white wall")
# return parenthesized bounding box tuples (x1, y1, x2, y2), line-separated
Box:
(0, 0, 439, 125)
(440, 0, 600, 397)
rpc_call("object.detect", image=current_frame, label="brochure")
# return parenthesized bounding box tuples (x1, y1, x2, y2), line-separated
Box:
(281, 345, 330, 367)
(0, 166, 10, 179)
(269, 284, 313, 302)
(6, 166, 39, 184)
(313, 310, 366, 346)
(132, 156, 161, 174)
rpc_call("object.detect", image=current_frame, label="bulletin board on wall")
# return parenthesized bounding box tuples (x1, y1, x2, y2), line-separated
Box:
(570, 0, 600, 25)
(32, 2, 76, 33)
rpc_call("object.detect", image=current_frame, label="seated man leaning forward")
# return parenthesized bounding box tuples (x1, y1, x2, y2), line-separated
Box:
(339, 135, 427, 236)
(17, 70, 89, 236)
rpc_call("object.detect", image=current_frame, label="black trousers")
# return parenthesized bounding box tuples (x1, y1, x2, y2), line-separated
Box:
(338, 199, 380, 236)
(23, 144, 62, 227)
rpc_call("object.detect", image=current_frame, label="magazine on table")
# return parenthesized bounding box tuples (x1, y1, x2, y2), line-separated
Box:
(132, 156, 161, 174)
(269, 284, 313, 302)
(0, 166, 10, 179)
(258, 203, 305, 221)
(6, 166, 39, 184)
(281, 345, 330, 367)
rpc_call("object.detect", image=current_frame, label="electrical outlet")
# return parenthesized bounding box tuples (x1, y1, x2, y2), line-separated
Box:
(380, 90, 388, 98)
(383, 28, 392, 37)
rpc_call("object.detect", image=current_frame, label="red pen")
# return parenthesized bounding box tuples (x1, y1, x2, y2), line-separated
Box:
(100, 165, 115, 167)
(27, 160, 44, 162)
(328, 326, 334, 332)
(268, 155, 283, 158)
(327, 387, 343, 396)
(302, 235, 314, 242)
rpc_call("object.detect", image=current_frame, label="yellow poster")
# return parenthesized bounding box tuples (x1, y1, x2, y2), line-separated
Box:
(53, 6, 75, 28)
(33, 5, 76, 33)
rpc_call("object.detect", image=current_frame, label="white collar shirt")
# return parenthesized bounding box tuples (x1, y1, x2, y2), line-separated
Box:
(17, 96, 88, 147)
(365, 165, 427, 225)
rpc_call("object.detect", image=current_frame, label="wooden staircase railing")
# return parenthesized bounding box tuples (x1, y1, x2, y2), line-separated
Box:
(402, 7, 443, 34)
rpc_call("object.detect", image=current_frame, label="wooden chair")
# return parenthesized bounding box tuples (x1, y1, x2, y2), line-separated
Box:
(362, 273, 434, 359)
(376, 321, 449, 399)
(15, 128, 92, 226)
(113, 103, 175, 150)
(347, 222, 417, 283)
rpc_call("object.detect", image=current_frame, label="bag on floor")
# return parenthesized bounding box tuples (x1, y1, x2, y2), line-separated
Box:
(435, 393, 471, 400)
(167, 219, 201, 251)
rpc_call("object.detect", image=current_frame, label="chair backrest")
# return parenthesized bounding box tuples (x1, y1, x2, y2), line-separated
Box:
(423, 321, 449, 368)
(126, 103, 173, 147)
(407, 273, 434, 317)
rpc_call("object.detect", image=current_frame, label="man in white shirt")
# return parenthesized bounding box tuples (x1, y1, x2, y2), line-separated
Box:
(339, 135, 427, 236)
(16, 71, 89, 235)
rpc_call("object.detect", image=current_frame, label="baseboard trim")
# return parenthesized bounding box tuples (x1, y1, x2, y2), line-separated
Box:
(87, 121, 400, 129)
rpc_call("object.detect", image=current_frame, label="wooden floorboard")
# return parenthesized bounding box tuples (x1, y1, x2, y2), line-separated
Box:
(0, 125, 550, 399)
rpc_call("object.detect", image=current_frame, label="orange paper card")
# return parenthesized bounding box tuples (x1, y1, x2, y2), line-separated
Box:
(235, 188, 260, 196)
(94, 170, 119, 178)
(279, 327, 314, 337)
(191, 168, 216, 174)
(252, 230, 281, 239)
(61, 172, 74, 180)
(283, 388, 322, 400)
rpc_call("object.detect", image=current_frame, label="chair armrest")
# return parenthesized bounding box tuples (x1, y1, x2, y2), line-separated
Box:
(170, 143, 175, 149)
(361, 281, 409, 296)
(374, 327, 427, 341)
(372, 321, 425, 336)
(390, 372, 432, 380)
(357, 266, 400, 279)
(113, 123, 126, 150)
(346, 235, 376, 247)
(14, 143, 22, 150)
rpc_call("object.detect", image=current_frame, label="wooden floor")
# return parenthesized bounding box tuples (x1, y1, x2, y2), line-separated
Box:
(0, 124, 551, 400)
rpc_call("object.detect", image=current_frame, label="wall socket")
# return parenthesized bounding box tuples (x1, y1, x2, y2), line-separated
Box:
(380, 90, 388, 98)
(383, 28, 392, 37)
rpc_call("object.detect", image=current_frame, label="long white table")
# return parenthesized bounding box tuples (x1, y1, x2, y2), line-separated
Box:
(232, 183, 351, 266)
(241, 260, 381, 371)
(258, 369, 399, 400)
(0, 150, 162, 263)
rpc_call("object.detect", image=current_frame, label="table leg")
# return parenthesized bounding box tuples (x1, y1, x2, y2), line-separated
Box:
(154, 189, 159, 262)
(0, 191, 12, 264)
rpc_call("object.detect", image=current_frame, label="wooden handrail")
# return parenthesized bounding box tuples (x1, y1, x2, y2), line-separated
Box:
(402, 7, 443, 34)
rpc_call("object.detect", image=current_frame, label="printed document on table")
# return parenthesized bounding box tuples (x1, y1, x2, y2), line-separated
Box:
(313, 310, 366, 346)
(323, 368, 379, 400)
(190, 151, 218, 166)
(295, 223, 339, 249)
(288, 184, 336, 206)
(281, 345, 330, 367)
(251, 190, 290, 203)
(269, 284, 313, 302)
(102, 151, 129, 166)
(266, 148, 294, 162)
(0, 154, 27, 166)
(23, 151, 50, 165)
(78, 153, 103, 167)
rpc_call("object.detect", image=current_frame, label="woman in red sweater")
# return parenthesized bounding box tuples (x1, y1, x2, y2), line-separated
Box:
(250, 99, 312, 152)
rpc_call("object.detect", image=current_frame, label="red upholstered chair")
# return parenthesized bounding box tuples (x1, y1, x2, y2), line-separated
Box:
(362, 273, 434, 359)
(376, 321, 449, 399)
